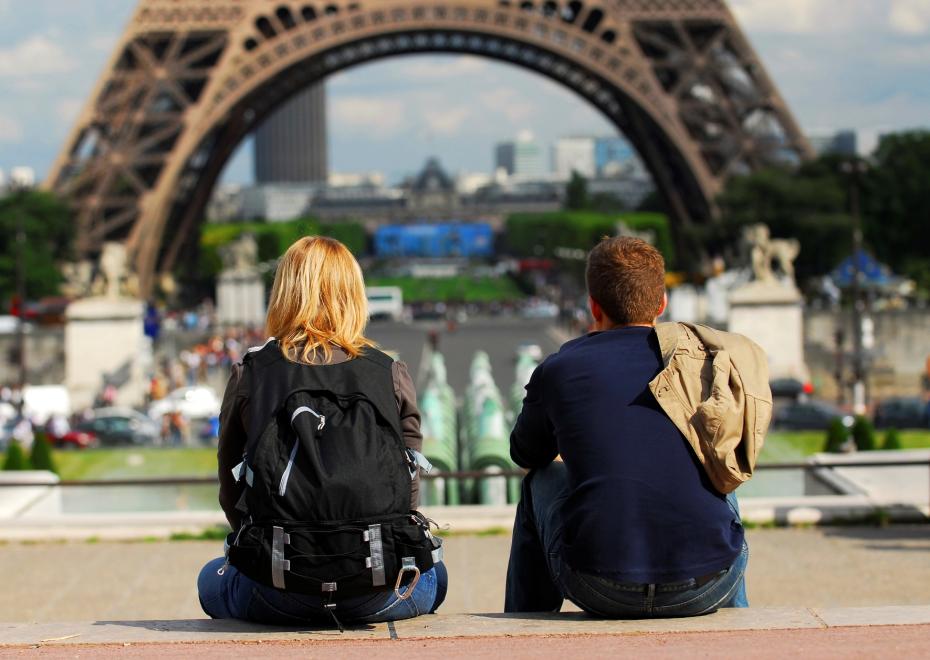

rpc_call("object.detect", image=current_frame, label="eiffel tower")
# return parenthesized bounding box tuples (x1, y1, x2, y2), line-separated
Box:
(47, 0, 812, 295)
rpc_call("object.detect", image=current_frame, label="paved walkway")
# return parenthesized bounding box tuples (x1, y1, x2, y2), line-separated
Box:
(1, 526, 929, 622)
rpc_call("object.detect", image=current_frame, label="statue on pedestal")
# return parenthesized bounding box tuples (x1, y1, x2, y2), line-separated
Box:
(63, 242, 147, 411)
(219, 233, 259, 276)
(62, 243, 140, 300)
(741, 224, 800, 287)
(727, 223, 807, 381)
(216, 233, 266, 327)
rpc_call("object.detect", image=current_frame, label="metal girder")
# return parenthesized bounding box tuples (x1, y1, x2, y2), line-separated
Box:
(46, 0, 812, 296)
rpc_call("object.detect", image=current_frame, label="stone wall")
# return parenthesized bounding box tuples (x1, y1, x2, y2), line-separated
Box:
(0, 327, 65, 386)
(805, 307, 930, 397)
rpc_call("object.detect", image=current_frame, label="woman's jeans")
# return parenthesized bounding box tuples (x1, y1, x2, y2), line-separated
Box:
(198, 557, 448, 625)
(504, 461, 749, 617)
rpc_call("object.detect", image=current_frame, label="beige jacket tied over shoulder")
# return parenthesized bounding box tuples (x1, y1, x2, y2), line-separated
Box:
(650, 322, 773, 494)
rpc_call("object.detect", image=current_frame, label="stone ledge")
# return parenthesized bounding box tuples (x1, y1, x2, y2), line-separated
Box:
(2, 606, 929, 646)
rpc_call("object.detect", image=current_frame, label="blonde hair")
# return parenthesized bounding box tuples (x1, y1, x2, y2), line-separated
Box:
(265, 236, 375, 363)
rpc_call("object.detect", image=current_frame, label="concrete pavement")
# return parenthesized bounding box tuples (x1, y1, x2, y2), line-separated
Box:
(1, 526, 929, 623)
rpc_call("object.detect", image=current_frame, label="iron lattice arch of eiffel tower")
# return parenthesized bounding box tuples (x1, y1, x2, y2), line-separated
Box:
(46, 0, 812, 296)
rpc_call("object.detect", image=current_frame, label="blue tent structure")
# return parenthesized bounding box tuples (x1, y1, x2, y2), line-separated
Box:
(831, 250, 898, 289)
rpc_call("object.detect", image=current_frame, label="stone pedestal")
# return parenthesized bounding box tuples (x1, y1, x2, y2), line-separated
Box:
(216, 271, 266, 327)
(728, 282, 807, 381)
(65, 298, 146, 411)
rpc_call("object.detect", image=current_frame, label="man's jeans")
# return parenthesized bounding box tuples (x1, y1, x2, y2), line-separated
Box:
(198, 557, 448, 625)
(504, 462, 749, 616)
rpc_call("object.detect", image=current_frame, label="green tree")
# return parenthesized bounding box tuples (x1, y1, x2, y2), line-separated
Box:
(882, 428, 903, 451)
(29, 432, 57, 474)
(863, 131, 930, 290)
(716, 161, 851, 284)
(636, 190, 666, 214)
(824, 418, 849, 453)
(319, 222, 367, 255)
(852, 415, 876, 451)
(589, 192, 628, 214)
(503, 211, 675, 265)
(0, 190, 74, 304)
(565, 171, 589, 211)
(3, 440, 29, 470)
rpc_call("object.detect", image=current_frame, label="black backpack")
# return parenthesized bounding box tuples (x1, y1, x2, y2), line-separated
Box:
(224, 342, 442, 609)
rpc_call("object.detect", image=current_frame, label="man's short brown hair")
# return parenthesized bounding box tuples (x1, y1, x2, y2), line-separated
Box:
(585, 236, 666, 325)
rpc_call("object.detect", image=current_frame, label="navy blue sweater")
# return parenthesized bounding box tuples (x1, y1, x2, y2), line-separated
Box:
(511, 326, 744, 583)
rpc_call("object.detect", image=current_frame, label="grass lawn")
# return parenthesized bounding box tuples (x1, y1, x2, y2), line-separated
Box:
(47, 429, 930, 481)
(366, 275, 525, 303)
(759, 429, 930, 462)
(897, 430, 930, 449)
(53, 447, 217, 480)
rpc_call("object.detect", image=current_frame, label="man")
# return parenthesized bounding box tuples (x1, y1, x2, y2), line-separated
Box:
(506, 236, 769, 617)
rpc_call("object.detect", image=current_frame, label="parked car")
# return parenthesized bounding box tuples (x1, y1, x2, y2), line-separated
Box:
(51, 429, 98, 450)
(873, 397, 930, 429)
(772, 400, 845, 430)
(75, 408, 160, 446)
(521, 300, 559, 319)
(148, 386, 221, 422)
(769, 378, 805, 399)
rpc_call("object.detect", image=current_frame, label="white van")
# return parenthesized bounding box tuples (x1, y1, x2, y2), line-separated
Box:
(366, 286, 403, 321)
(23, 385, 71, 425)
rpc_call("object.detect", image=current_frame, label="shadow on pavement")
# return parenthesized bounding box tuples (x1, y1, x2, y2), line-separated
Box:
(92, 618, 374, 635)
(470, 612, 589, 621)
(821, 524, 930, 546)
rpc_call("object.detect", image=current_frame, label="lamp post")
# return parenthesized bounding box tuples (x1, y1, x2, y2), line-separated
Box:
(841, 158, 869, 416)
(8, 170, 34, 416)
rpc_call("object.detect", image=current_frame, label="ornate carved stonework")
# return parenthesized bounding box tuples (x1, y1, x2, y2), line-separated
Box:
(46, 0, 811, 295)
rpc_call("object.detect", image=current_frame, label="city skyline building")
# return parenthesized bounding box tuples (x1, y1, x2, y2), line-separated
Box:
(494, 142, 515, 176)
(594, 137, 637, 176)
(494, 131, 546, 180)
(254, 84, 328, 184)
(552, 137, 596, 180)
(807, 129, 858, 157)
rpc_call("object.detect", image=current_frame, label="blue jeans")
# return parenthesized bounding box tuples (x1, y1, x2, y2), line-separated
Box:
(504, 462, 749, 616)
(198, 556, 448, 626)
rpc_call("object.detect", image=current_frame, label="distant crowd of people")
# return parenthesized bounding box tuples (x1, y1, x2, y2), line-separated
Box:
(148, 327, 265, 399)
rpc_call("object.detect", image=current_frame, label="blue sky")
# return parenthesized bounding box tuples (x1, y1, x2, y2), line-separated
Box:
(1, 0, 929, 184)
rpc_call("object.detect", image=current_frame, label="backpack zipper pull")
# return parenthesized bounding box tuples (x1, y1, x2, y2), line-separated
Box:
(291, 406, 326, 431)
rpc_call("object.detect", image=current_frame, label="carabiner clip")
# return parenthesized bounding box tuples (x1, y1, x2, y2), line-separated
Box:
(394, 557, 421, 601)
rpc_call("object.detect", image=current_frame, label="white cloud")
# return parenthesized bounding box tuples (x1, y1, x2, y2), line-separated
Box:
(730, 0, 875, 34)
(802, 91, 930, 135)
(56, 98, 84, 124)
(90, 33, 119, 53)
(330, 96, 407, 139)
(0, 114, 23, 142)
(477, 88, 536, 123)
(0, 35, 76, 77)
(889, 0, 930, 35)
(421, 106, 471, 136)
(397, 56, 488, 80)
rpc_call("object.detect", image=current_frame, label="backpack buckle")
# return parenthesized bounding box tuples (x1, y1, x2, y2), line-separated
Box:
(394, 557, 421, 601)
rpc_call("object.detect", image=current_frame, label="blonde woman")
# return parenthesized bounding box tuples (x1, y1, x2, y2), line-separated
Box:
(198, 236, 446, 627)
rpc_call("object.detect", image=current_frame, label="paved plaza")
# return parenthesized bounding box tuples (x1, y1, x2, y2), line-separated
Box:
(1, 526, 929, 623)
